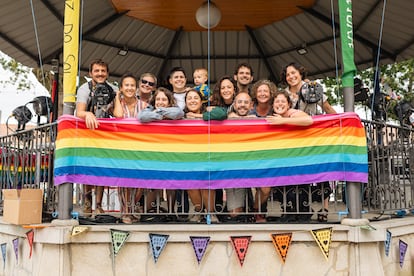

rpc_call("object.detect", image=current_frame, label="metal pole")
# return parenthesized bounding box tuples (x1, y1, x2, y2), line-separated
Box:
(343, 86, 362, 219)
(53, 59, 75, 220)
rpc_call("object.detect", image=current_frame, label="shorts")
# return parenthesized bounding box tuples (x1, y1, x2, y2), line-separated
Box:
(225, 188, 246, 211)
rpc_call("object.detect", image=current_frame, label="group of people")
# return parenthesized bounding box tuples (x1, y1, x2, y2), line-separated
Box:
(75, 59, 336, 224)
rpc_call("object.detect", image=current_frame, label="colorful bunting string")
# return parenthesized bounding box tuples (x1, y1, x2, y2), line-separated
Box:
(149, 233, 169, 264)
(110, 229, 130, 257)
(12, 238, 19, 263)
(230, 236, 251, 267)
(310, 227, 333, 261)
(190, 236, 210, 264)
(399, 239, 408, 268)
(271, 233, 292, 263)
(1, 243, 6, 270)
(71, 226, 89, 237)
(26, 230, 34, 259)
(385, 230, 391, 257)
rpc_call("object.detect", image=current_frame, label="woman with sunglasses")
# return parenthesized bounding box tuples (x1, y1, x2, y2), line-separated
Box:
(137, 72, 157, 105)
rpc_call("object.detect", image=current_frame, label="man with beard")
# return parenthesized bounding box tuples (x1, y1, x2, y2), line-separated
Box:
(228, 92, 255, 118)
(76, 59, 117, 216)
(225, 92, 257, 222)
(233, 62, 254, 96)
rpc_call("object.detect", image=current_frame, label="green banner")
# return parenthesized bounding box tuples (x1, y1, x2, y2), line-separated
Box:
(339, 0, 357, 87)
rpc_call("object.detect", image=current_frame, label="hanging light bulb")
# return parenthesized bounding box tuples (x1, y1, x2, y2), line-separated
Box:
(196, 1, 222, 29)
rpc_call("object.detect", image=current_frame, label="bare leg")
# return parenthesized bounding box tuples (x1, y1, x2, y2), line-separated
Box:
(166, 190, 176, 213)
(187, 189, 203, 212)
(201, 189, 215, 212)
(83, 184, 93, 216)
(253, 187, 271, 210)
(95, 185, 104, 213)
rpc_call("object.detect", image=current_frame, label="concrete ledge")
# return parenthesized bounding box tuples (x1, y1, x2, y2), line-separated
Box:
(2, 217, 407, 244)
(1, 217, 414, 275)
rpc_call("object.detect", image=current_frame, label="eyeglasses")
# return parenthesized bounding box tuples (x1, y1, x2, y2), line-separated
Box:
(141, 79, 155, 87)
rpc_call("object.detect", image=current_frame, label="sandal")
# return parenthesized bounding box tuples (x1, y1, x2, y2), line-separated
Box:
(317, 208, 329, 222)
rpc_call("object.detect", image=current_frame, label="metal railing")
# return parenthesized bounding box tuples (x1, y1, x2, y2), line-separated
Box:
(1, 119, 413, 223)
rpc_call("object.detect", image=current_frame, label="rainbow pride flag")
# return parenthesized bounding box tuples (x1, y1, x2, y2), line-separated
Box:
(54, 113, 368, 189)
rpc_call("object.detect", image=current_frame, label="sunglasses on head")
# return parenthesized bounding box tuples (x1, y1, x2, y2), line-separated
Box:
(141, 79, 155, 87)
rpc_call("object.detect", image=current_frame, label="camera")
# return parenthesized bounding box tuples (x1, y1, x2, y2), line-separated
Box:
(394, 101, 414, 126)
(354, 78, 369, 102)
(90, 82, 116, 118)
(299, 81, 323, 104)
(93, 83, 115, 106)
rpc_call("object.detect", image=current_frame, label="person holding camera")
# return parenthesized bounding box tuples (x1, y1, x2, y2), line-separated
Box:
(75, 59, 117, 216)
(281, 62, 336, 222)
(281, 62, 336, 115)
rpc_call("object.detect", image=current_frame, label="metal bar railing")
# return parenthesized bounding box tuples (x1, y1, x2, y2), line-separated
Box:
(1, 119, 413, 223)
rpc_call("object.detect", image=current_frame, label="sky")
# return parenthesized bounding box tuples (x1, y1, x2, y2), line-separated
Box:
(0, 51, 49, 125)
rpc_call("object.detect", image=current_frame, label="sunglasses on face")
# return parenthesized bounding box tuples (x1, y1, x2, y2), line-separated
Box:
(141, 79, 155, 87)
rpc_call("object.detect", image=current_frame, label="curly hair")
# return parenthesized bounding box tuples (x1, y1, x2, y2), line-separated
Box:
(210, 75, 238, 107)
(280, 62, 307, 87)
(250, 79, 277, 104)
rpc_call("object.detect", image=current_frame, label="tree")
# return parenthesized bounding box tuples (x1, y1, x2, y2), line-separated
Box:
(321, 58, 414, 122)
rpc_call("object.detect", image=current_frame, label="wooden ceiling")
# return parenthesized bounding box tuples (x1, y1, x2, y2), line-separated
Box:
(111, 0, 315, 31)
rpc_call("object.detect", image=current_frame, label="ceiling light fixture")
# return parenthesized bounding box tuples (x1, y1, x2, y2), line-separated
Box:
(297, 43, 308, 55)
(196, 1, 222, 29)
(118, 46, 128, 56)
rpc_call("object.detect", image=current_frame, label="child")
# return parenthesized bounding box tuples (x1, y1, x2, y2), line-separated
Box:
(193, 68, 210, 103)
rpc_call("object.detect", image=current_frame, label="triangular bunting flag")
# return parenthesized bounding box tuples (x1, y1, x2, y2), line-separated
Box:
(399, 239, 408, 268)
(359, 224, 376, 231)
(230, 236, 251, 267)
(71, 226, 89, 237)
(271, 233, 292, 263)
(110, 229, 130, 257)
(310, 227, 332, 261)
(190, 236, 210, 264)
(385, 230, 392, 257)
(26, 230, 34, 259)
(12, 238, 19, 263)
(1, 243, 6, 269)
(149, 233, 169, 263)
